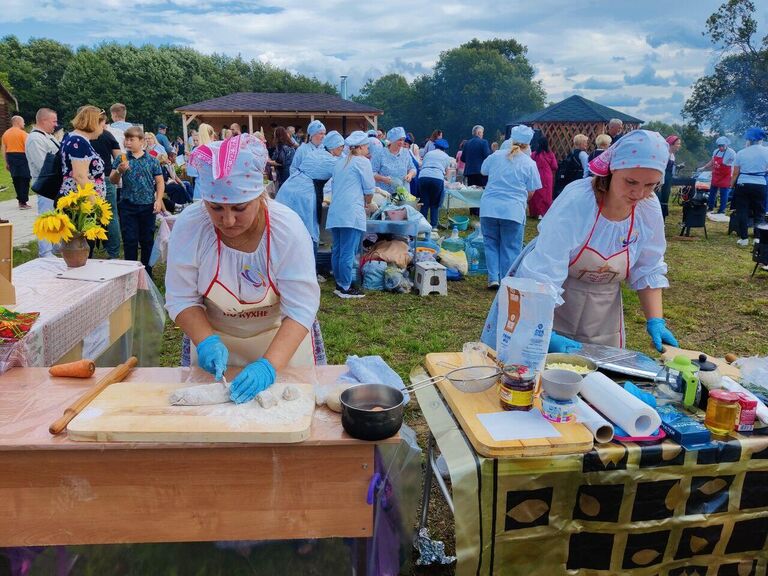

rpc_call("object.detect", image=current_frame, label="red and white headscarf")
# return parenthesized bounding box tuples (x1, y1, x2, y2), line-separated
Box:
(588, 130, 669, 177)
(189, 134, 269, 203)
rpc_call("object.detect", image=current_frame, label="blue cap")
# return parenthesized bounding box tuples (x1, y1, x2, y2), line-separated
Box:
(323, 130, 344, 150)
(744, 127, 766, 142)
(715, 136, 730, 146)
(367, 129, 378, 136)
(509, 125, 534, 145)
(307, 120, 326, 137)
(157, 123, 167, 130)
(434, 138, 449, 150)
(345, 130, 369, 147)
(387, 126, 406, 142)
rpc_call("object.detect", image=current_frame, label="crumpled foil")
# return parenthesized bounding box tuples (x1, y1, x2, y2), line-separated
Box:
(414, 527, 456, 566)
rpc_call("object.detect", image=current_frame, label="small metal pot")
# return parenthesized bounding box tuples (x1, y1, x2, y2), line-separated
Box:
(340, 384, 405, 441)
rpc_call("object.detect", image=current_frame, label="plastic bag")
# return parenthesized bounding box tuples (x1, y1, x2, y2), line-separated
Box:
(362, 260, 388, 291)
(496, 276, 559, 373)
(734, 356, 768, 391)
(439, 249, 468, 275)
(383, 265, 412, 293)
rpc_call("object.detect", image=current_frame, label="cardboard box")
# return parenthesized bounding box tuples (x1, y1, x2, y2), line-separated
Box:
(0, 223, 15, 306)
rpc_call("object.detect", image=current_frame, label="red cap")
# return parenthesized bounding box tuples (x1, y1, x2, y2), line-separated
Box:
(709, 390, 739, 402)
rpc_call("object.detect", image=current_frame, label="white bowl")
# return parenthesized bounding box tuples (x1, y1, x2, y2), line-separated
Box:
(541, 368, 584, 400)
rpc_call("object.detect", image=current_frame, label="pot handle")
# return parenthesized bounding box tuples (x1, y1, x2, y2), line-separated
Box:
(401, 374, 445, 394)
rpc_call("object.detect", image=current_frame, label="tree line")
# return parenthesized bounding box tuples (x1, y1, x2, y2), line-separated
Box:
(0, 36, 335, 133)
(352, 38, 547, 148)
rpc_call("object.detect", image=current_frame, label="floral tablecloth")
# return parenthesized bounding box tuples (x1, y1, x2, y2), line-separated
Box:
(0, 258, 164, 372)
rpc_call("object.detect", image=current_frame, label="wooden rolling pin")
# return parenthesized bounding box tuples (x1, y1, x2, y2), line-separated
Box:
(49, 356, 138, 435)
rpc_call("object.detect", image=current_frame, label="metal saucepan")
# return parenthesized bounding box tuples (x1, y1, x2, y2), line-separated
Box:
(341, 384, 405, 441)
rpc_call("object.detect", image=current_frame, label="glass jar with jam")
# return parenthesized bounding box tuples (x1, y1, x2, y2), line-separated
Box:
(705, 390, 740, 436)
(499, 364, 535, 411)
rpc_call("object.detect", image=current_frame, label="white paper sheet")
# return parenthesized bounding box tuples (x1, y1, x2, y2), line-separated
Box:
(55, 259, 143, 282)
(477, 409, 562, 441)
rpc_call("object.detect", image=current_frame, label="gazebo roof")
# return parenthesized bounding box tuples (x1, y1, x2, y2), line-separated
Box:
(512, 95, 643, 125)
(0, 81, 18, 110)
(175, 92, 383, 115)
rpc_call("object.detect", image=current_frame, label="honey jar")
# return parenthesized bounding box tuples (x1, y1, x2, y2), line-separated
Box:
(499, 364, 535, 411)
(704, 390, 740, 436)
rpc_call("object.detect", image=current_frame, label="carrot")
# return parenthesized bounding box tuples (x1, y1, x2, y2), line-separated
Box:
(49, 359, 96, 378)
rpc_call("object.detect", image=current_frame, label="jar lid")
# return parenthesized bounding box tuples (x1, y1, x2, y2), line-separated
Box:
(709, 390, 740, 402)
(694, 354, 718, 372)
(502, 364, 533, 382)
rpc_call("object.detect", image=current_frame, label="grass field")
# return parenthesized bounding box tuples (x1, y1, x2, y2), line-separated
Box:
(0, 155, 16, 201)
(10, 201, 768, 575)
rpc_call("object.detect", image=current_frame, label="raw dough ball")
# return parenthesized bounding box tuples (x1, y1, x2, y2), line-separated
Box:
(169, 382, 231, 406)
(326, 391, 342, 413)
(256, 390, 278, 409)
(282, 385, 301, 401)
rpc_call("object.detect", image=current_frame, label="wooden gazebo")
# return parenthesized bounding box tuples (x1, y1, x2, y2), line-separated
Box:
(175, 92, 383, 150)
(508, 95, 643, 160)
(0, 81, 18, 138)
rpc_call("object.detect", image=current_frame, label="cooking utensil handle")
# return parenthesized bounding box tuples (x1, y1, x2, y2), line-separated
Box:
(49, 356, 138, 435)
(401, 374, 445, 393)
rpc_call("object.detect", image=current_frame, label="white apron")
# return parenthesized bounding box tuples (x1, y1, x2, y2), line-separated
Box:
(191, 207, 315, 368)
(553, 205, 636, 347)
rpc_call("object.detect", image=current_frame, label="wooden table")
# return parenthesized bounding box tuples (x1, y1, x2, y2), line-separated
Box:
(0, 366, 396, 552)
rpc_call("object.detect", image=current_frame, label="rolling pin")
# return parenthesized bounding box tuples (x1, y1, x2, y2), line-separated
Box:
(49, 356, 138, 435)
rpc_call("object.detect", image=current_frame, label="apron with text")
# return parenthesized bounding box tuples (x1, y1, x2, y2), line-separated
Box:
(191, 207, 315, 368)
(553, 205, 635, 347)
(711, 150, 732, 189)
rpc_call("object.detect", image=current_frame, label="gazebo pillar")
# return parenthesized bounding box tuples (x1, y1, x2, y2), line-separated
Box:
(248, 114, 253, 134)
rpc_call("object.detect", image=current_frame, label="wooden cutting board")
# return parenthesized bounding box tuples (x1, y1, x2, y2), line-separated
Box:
(424, 353, 593, 458)
(67, 382, 315, 443)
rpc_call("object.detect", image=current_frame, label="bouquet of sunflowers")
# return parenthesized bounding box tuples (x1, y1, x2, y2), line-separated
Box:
(33, 183, 113, 244)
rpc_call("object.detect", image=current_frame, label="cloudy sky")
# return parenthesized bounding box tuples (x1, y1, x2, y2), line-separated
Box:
(3, 0, 766, 123)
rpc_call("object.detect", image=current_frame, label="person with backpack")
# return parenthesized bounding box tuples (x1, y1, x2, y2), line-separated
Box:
(555, 134, 589, 199)
(270, 126, 296, 189)
(25, 108, 60, 257)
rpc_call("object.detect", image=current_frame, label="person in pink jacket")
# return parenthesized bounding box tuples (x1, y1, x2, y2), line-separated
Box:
(529, 136, 558, 218)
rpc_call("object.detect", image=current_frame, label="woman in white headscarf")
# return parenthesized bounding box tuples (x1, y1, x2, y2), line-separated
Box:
(481, 130, 679, 354)
(165, 134, 321, 404)
(371, 126, 417, 195)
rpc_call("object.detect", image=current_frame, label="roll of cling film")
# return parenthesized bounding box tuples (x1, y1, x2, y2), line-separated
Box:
(499, 384, 534, 411)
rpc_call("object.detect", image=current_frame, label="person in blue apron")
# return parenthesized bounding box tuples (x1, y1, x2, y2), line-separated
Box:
(326, 131, 375, 299)
(481, 130, 679, 353)
(371, 127, 417, 195)
(165, 134, 321, 404)
(275, 130, 344, 246)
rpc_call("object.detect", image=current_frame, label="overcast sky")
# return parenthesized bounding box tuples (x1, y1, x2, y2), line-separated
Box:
(3, 0, 766, 124)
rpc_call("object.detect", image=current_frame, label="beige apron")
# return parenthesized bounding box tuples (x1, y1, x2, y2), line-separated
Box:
(191, 206, 315, 368)
(553, 205, 636, 347)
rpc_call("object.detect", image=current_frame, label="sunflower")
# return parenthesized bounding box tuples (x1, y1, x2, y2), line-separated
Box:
(76, 182, 97, 198)
(56, 193, 80, 210)
(32, 212, 75, 244)
(79, 200, 94, 214)
(83, 225, 108, 241)
(94, 197, 113, 226)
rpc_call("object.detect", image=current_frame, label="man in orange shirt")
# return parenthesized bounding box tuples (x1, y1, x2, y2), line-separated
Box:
(1, 115, 31, 209)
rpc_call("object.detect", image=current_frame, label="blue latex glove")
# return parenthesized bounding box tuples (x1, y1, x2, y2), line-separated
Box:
(548, 331, 583, 353)
(646, 317, 679, 352)
(197, 334, 229, 381)
(229, 358, 276, 404)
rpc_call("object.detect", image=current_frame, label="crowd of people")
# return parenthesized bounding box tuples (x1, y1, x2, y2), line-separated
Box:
(1, 107, 767, 296)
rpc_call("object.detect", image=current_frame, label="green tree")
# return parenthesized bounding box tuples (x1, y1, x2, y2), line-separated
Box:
(353, 37, 546, 147)
(352, 74, 414, 130)
(682, 0, 768, 131)
(0, 36, 73, 120)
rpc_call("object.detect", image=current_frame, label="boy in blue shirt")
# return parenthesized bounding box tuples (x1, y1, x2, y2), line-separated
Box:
(109, 126, 165, 276)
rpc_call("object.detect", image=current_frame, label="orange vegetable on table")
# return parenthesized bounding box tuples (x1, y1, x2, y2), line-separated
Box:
(49, 359, 96, 378)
